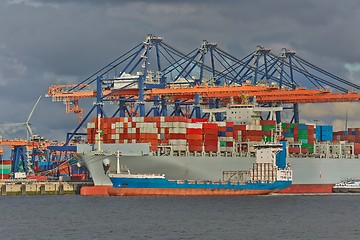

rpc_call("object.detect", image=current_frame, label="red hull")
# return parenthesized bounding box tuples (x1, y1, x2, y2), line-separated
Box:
(278, 184, 334, 194)
(108, 187, 276, 196)
(80, 186, 111, 196)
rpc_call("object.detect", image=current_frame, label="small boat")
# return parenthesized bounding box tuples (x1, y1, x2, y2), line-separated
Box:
(333, 179, 360, 193)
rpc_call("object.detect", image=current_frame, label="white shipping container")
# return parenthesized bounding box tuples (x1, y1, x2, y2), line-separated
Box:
(216, 122, 226, 127)
(160, 116, 165, 122)
(15, 172, 26, 179)
(226, 137, 233, 141)
(187, 123, 202, 129)
(218, 137, 227, 141)
(111, 123, 116, 129)
(173, 145, 187, 151)
(87, 122, 95, 129)
(179, 128, 186, 134)
(127, 122, 132, 128)
(219, 147, 227, 152)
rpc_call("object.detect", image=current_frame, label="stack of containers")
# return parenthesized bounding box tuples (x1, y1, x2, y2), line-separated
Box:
(186, 122, 203, 152)
(168, 119, 187, 151)
(282, 123, 315, 154)
(233, 124, 246, 141)
(137, 119, 158, 151)
(225, 122, 234, 152)
(333, 131, 348, 142)
(307, 125, 315, 153)
(241, 130, 268, 142)
(217, 122, 227, 151)
(297, 124, 309, 154)
(203, 123, 218, 152)
(333, 128, 360, 143)
(0, 160, 12, 179)
(260, 120, 276, 142)
(282, 123, 295, 141)
(346, 128, 360, 143)
(316, 125, 333, 142)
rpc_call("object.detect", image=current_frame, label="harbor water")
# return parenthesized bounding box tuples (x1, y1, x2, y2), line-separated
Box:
(0, 195, 359, 240)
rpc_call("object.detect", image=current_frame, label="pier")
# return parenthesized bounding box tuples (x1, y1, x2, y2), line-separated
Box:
(0, 180, 93, 196)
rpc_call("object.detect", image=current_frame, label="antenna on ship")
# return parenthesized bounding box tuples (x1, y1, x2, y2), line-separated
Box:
(345, 109, 348, 131)
(96, 114, 102, 153)
(116, 150, 121, 174)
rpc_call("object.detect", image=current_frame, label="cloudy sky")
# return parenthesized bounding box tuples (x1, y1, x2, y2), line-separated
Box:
(0, 0, 360, 141)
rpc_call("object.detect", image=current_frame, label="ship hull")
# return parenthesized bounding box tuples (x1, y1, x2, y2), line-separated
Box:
(108, 175, 291, 196)
(108, 188, 276, 196)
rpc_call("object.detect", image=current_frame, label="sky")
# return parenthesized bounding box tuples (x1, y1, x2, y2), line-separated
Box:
(0, 0, 360, 141)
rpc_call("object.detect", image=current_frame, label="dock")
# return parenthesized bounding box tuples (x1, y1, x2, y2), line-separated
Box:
(0, 180, 93, 196)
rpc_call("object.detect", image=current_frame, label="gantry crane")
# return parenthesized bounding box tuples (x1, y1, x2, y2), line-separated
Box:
(45, 35, 360, 144)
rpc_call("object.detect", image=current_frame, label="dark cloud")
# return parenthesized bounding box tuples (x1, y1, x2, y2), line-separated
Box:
(0, 0, 360, 140)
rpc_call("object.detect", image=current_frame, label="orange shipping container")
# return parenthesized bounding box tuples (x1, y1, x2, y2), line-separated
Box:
(186, 134, 203, 141)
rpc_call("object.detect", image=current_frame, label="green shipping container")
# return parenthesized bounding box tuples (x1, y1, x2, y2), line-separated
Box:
(262, 125, 276, 131)
(219, 142, 226, 147)
(298, 130, 308, 139)
(262, 136, 274, 142)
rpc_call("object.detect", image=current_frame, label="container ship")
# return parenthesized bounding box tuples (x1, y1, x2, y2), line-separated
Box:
(106, 142, 292, 196)
(77, 105, 360, 195)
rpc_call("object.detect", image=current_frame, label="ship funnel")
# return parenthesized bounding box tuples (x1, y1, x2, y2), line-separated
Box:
(276, 140, 287, 169)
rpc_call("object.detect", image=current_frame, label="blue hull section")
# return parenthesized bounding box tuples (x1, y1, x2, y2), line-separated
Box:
(110, 177, 292, 191)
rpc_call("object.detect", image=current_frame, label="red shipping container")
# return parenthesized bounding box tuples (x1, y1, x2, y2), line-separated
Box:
(218, 127, 226, 132)
(203, 128, 218, 135)
(260, 120, 276, 126)
(226, 122, 234, 127)
(348, 135, 356, 142)
(169, 134, 186, 139)
(225, 131, 233, 137)
(234, 125, 246, 131)
(301, 148, 308, 154)
(354, 143, 360, 154)
(242, 135, 263, 141)
(205, 145, 218, 152)
(186, 134, 203, 141)
(204, 134, 218, 141)
(187, 139, 203, 146)
(288, 147, 301, 154)
(203, 123, 218, 129)
(226, 142, 233, 147)
(204, 140, 218, 148)
(187, 128, 203, 134)
(190, 118, 208, 123)
(189, 145, 203, 152)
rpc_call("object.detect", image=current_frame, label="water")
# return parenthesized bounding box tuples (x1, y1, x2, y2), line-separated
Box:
(0, 195, 359, 240)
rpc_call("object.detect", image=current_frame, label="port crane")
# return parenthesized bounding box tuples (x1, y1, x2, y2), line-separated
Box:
(45, 35, 360, 144)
